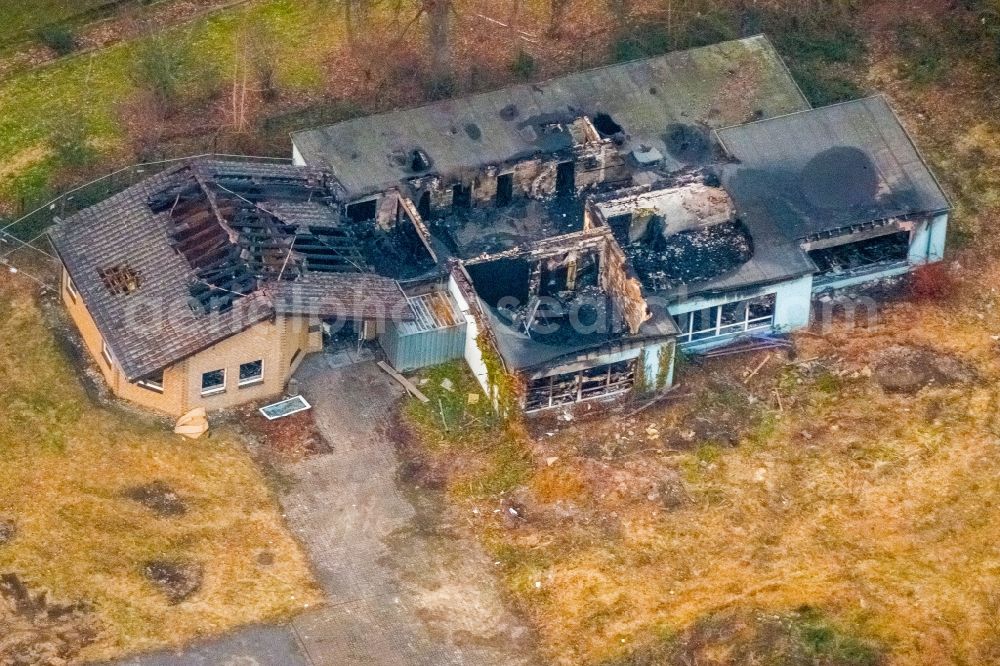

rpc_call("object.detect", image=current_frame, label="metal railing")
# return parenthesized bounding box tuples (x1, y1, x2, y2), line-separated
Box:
(0, 153, 291, 243)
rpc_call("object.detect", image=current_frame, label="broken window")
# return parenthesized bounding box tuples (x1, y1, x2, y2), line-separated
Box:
(239, 360, 264, 387)
(592, 113, 623, 138)
(809, 231, 910, 284)
(201, 369, 226, 396)
(452, 182, 472, 209)
(138, 370, 164, 393)
(672, 293, 776, 344)
(346, 199, 378, 223)
(556, 161, 575, 196)
(525, 360, 636, 412)
(410, 149, 431, 172)
(496, 173, 514, 207)
(417, 191, 431, 220)
(98, 264, 142, 295)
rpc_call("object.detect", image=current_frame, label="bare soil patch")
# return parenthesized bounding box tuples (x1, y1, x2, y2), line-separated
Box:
(123, 480, 187, 517)
(142, 560, 203, 604)
(237, 406, 328, 461)
(0, 519, 14, 546)
(873, 345, 975, 394)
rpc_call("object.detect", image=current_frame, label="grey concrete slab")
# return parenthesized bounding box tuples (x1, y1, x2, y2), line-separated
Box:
(111, 625, 308, 666)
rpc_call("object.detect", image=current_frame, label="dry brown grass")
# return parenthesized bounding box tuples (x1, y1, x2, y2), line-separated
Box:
(434, 279, 1000, 665)
(0, 275, 322, 663)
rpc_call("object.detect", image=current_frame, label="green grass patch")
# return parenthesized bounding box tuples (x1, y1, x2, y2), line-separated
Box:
(402, 360, 534, 500)
(602, 607, 884, 666)
(0, 0, 346, 212)
(894, 20, 951, 85)
(762, 10, 867, 106)
(403, 360, 501, 444)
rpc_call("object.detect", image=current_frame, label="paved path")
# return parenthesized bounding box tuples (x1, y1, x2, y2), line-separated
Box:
(115, 357, 536, 666)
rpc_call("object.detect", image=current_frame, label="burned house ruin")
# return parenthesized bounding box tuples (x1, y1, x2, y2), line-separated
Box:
(50, 36, 949, 417)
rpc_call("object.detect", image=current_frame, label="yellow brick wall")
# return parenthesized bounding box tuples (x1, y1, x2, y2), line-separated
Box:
(61, 265, 323, 417)
(61, 266, 189, 416)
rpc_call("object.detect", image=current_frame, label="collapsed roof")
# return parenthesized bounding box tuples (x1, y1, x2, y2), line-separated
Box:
(49, 160, 420, 382)
(291, 35, 811, 199)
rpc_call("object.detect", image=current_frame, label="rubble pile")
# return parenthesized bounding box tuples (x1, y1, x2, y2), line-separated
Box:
(627, 219, 753, 291)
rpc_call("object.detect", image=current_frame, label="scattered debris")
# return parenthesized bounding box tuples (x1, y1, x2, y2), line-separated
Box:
(243, 406, 327, 459)
(440, 377, 455, 392)
(142, 560, 203, 604)
(0, 573, 100, 666)
(500, 498, 528, 526)
(744, 353, 772, 383)
(123, 481, 186, 517)
(624, 219, 753, 291)
(378, 361, 430, 403)
(256, 551, 275, 566)
(655, 476, 689, 510)
(174, 407, 208, 439)
(625, 386, 686, 417)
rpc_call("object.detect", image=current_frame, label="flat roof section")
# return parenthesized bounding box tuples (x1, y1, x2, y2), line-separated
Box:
(716, 95, 951, 241)
(292, 36, 811, 199)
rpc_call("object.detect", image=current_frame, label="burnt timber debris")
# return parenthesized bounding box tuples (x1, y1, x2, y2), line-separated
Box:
(50, 36, 950, 416)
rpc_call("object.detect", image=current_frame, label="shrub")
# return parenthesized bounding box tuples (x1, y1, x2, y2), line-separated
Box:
(763, 9, 868, 106)
(36, 25, 77, 56)
(894, 20, 950, 85)
(613, 23, 670, 62)
(908, 262, 955, 302)
(133, 37, 190, 117)
(509, 49, 537, 80)
(49, 115, 94, 168)
(600, 608, 883, 666)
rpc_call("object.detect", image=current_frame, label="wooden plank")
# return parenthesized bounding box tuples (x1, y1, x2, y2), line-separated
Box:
(377, 361, 430, 403)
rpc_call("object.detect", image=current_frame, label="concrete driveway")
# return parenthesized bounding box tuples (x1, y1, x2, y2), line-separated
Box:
(115, 357, 536, 666)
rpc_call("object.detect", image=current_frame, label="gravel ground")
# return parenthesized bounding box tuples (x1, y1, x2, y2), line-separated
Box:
(112, 355, 537, 666)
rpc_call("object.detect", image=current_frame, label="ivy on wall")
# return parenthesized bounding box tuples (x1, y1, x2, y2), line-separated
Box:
(476, 332, 522, 418)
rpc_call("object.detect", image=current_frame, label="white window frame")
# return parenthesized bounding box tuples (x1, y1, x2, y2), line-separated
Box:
(101, 340, 114, 368)
(65, 272, 79, 302)
(201, 368, 227, 396)
(238, 360, 264, 388)
(674, 295, 776, 344)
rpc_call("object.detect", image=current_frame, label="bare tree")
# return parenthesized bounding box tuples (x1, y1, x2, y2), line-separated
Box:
(225, 25, 260, 134)
(343, 0, 374, 46)
(384, 0, 455, 96)
(547, 0, 572, 37)
(425, 0, 453, 97)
